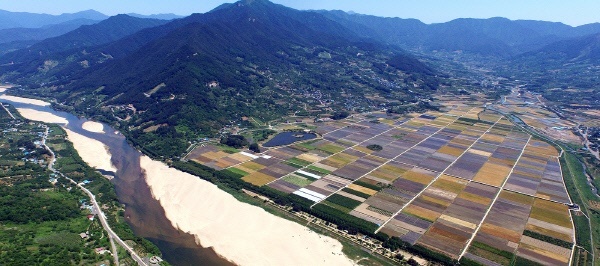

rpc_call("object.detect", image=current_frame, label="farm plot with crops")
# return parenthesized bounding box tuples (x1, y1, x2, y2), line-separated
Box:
(189, 102, 575, 265)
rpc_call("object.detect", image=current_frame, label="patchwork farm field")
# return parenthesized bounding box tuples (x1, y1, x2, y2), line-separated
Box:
(188, 101, 576, 265)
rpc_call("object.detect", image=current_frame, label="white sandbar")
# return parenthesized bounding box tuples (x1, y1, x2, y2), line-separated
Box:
(0, 94, 50, 106)
(63, 128, 116, 172)
(140, 156, 354, 266)
(82, 121, 105, 133)
(16, 108, 68, 124)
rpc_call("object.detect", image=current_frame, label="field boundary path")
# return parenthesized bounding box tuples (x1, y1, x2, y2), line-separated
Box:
(375, 111, 500, 233)
(458, 135, 532, 259)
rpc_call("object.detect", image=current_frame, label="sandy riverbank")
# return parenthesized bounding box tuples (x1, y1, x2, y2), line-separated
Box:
(5, 95, 114, 172)
(63, 128, 116, 172)
(140, 156, 354, 266)
(4, 92, 356, 265)
(15, 108, 69, 124)
(0, 94, 50, 106)
(82, 121, 105, 133)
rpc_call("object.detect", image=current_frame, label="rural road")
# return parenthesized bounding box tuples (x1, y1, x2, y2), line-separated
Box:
(42, 126, 148, 266)
(0, 102, 15, 119)
(70, 179, 149, 266)
(578, 126, 600, 161)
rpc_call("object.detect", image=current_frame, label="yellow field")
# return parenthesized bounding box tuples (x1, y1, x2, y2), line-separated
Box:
(458, 192, 493, 206)
(481, 133, 505, 143)
(519, 237, 571, 263)
(431, 175, 468, 194)
(529, 199, 572, 228)
(468, 149, 492, 157)
(203, 151, 229, 160)
(320, 153, 358, 168)
(480, 223, 522, 243)
(403, 205, 440, 222)
(353, 146, 373, 154)
(525, 140, 559, 157)
(473, 162, 512, 187)
(240, 161, 266, 171)
(228, 152, 253, 162)
(525, 223, 572, 243)
(499, 190, 534, 206)
(214, 158, 237, 169)
(437, 146, 465, 157)
(439, 214, 477, 229)
(296, 153, 323, 163)
(402, 169, 436, 185)
(242, 172, 276, 186)
(347, 184, 378, 195)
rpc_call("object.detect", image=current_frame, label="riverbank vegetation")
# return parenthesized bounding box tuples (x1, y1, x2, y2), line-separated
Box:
(0, 109, 112, 265)
(0, 105, 165, 265)
(48, 125, 165, 263)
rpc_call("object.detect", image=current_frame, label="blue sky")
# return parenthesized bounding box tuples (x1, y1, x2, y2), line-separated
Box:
(1, 0, 598, 26)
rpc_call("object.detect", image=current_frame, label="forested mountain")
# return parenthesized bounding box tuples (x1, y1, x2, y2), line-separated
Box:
(0, 15, 169, 82)
(318, 11, 600, 57)
(519, 33, 600, 63)
(1, 0, 438, 157)
(501, 33, 600, 99)
(0, 9, 107, 29)
(1, 15, 168, 64)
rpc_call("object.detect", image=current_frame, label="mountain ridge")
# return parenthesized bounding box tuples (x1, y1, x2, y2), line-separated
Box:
(1, 0, 438, 157)
(317, 10, 600, 56)
(0, 9, 107, 29)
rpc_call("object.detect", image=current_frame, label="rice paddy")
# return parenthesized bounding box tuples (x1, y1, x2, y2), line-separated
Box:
(188, 100, 575, 265)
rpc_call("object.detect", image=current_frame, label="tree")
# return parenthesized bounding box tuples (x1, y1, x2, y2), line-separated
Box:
(331, 111, 350, 120)
(220, 135, 248, 149)
(366, 144, 383, 151)
(407, 258, 419, 266)
(395, 253, 404, 261)
(249, 143, 260, 153)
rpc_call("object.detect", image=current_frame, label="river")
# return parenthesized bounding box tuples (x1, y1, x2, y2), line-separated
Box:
(0, 92, 233, 265)
(0, 90, 355, 266)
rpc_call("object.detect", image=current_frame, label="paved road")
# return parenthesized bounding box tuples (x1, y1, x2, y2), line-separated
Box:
(0, 102, 15, 119)
(69, 179, 148, 266)
(42, 127, 148, 266)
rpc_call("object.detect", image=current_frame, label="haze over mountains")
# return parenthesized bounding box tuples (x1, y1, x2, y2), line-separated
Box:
(1, 0, 600, 156)
(320, 11, 600, 57)
(0, 9, 183, 55)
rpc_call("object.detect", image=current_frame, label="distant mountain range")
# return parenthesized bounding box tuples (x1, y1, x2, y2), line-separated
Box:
(0, 9, 183, 29)
(0, 9, 107, 29)
(518, 33, 600, 63)
(318, 11, 600, 57)
(0, 9, 183, 54)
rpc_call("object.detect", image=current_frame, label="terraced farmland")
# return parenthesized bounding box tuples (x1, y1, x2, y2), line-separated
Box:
(189, 103, 576, 265)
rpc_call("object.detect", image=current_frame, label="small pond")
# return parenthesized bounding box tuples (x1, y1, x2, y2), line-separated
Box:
(263, 132, 317, 147)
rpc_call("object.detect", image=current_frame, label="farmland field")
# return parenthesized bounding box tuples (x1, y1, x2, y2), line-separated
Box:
(188, 99, 576, 265)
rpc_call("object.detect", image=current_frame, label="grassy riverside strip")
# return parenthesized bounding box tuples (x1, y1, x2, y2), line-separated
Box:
(561, 151, 599, 264)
